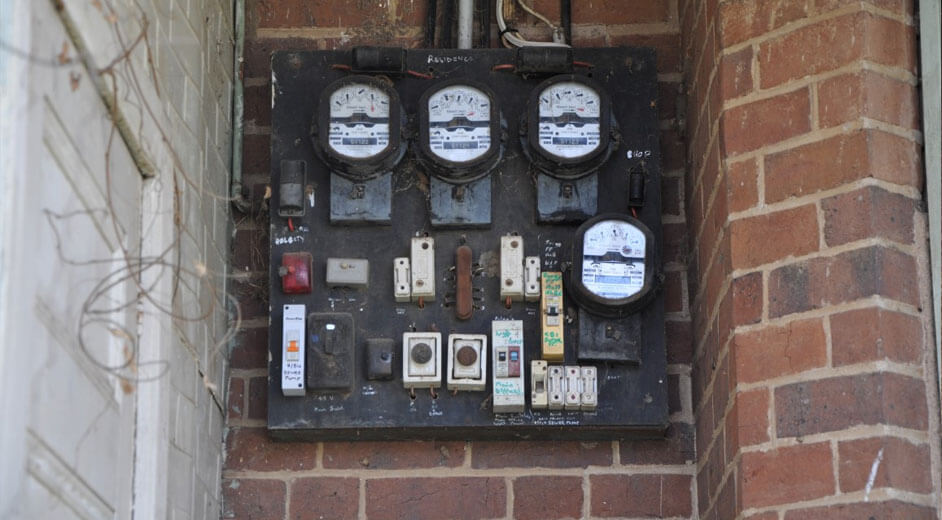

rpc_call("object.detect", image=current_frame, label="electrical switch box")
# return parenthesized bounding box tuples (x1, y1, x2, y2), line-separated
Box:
(410, 237, 435, 303)
(281, 305, 306, 396)
(280, 252, 313, 294)
(492, 320, 525, 413)
(540, 271, 565, 361)
(393, 257, 411, 302)
(306, 313, 355, 391)
(447, 334, 487, 391)
(530, 360, 548, 409)
(365, 338, 394, 380)
(500, 235, 525, 302)
(524, 256, 541, 302)
(326, 258, 369, 289)
(402, 332, 442, 389)
(278, 159, 305, 218)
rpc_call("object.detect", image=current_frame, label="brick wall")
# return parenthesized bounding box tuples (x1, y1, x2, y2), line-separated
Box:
(225, 0, 696, 518)
(680, 0, 940, 518)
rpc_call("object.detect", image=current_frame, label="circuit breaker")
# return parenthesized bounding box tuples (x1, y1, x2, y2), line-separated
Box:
(267, 47, 667, 441)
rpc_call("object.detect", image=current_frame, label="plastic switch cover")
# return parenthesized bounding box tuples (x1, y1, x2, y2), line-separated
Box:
(530, 360, 548, 409)
(326, 258, 369, 289)
(280, 252, 313, 294)
(402, 332, 442, 388)
(447, 334, 487, 391)
(492, 320, 525, 413)
(393, 257, 411, 302)
(281, 304, 306, 396)
(366, 338, 395, 380)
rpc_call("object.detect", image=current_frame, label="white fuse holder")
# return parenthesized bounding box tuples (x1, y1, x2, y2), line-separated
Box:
(281, 304, 306, 396)
(564, 365, 582, 410)
(580, 366, 598, 411)
(402, 332, 442, 389)
(410, 237, 435, 302)
(524, 256, 541, 302)
(500, 235, 525, 302)
(492, 320, 525, 413)
(394, 257, 411, 302)
(548, 365, 565, 410)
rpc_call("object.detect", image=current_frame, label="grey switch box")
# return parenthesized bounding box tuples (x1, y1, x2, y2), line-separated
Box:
(365, 338, 394, 380)
(326, 258, 369, 289)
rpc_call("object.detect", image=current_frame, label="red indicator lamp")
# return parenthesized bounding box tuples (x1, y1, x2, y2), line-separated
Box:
(280, 252, 313, 294)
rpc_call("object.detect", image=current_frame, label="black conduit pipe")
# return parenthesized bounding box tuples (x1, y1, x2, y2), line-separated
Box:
(426, 0, 438, 47)
(441, 0, 455, 47)
(478, 0, 491, 47)
(561, 0, 572, 45)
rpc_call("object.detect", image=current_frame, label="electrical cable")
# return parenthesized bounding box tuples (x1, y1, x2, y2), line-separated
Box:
(496, 0, 569, 48)
(426, 0, 438, 47)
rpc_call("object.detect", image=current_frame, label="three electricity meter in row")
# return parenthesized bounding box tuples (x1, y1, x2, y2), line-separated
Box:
(313, 74, 616, 183)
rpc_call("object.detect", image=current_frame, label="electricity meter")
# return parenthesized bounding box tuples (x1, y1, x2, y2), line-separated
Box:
(570, 213, 657, 318)
(417, 79, 503, 183)
(312, 75, 407, 180)
(523, 75, 617, 180)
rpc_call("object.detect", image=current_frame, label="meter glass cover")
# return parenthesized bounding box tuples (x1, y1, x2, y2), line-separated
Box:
(427, 85, 491, 162)
(328, 83, 391, 159)
(581, 219, 646, 299)
(537, 81, 602, 159)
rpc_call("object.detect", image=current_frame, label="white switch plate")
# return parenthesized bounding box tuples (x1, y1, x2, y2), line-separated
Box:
(446, 334, 487, 391)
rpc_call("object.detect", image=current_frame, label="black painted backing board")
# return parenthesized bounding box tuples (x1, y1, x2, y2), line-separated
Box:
(267, 47, 668, 440)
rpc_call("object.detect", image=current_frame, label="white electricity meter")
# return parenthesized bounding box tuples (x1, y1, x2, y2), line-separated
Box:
(523, 75, 616, 179)
(570, 213, 657, 317)
(417, 79, 503, 183)
(312, 75, 407, 179)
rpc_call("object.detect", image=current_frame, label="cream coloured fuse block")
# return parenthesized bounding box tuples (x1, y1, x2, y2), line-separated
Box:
(394, 257, 411, 302)
(500, 235, 525, 302)
(410, 237, 435, 303)
(580, 366, 598, 411)
(530, 360, 548, 409)
(447, 334, 488, 391)
(524, 256, 541, 302)
(402, 332, 442, 389)
(564, 365, 582, 410)
(547, 365, 565, 410)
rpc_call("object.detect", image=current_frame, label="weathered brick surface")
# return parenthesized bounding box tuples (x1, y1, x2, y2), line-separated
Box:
(730, 204, 819, 269)
(365, 478, 506, 520)
(733, 318, 826, 383)
(838, 437, 932, 494)
(730, 271, 762, 326)
(830, 307, 923, 366)
(289, 478, 359, 520)
(472, 441, 611, 469)
(322, 441, 465, 469)
(226, 428, 319, 471)
(513, 476, 583, 520)
(227, 377, 244, 420)
(590, 474, 693, 517)
(822, 186, 915, 246)
(818, 70, 919, 129)
(247, 376, 267, 420)
(726, 157, 758, 213)
(222, 478, 286, 519)
(720, 88, 811, 155)
(620, 422, 696, 465)
(784, 500, 937, 520)
(741, 442, 835, 508)
(775, 372, 928, 437)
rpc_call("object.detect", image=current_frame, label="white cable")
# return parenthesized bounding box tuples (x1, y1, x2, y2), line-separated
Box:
(517, 0, 556, 32)
(496, 0, 569, 48)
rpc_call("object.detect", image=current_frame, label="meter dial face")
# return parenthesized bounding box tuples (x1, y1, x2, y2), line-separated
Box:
(537, 81, 602, 159)
(427, 85, 492, 162)
(580, 219, 646, 300)
(327, 83, 391, 159)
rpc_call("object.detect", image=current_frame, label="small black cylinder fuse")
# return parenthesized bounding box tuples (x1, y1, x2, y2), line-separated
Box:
(279, 159, 305, 217)
(628, 166, 645, 208)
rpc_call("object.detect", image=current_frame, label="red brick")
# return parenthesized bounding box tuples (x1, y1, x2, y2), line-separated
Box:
(720, 88, 811, 156)
(838, 437, 932, 494)
(662, 175, 682, 216)
(513, 476, 582, 520)
(222, 478, 286, 519)
(289, 477, 358, 520)
(726, 158, 757, 213)
(727, 387, 770, 453)
(244, 38, 320, 79)
(765, 130, 922, 203)
(609, 33, 682, 73)
(768, 246, 920, 318)
(744, 513, 779, 520)
(818, 71, 919, 129)
(784, 500, 937, 519)
(230, 327, 268, 370)
(666, 319, 694, 364)
(247, 376, 267, 420)
(242, 134, 271, 175)
(545, 0, 672, 25)
(775, 372, 928, 437)
(713, 472, 738, 520)
(322, 441, 465, 469)
(231, 273, 270, 320)
(620, 422, 696, 465)
(244, 84, 271, 128)
(731, 271, 762, 326)
(668, 374, 683, 415)
(734, 318, 826, 383)
(758, 13, 916, 88)
(664, 271, 685, 313)
(661, 128, 686, 172)
(231, 228, 269, 272)
(365, 477, 505, 520)
(662, 222, 688, 265)
(822, 186, 915, 246)
(740, 442, 834, 508)
(225, 427, 318, 471)
(227, 377, 244, 420)
(721, 47, 753, 99)
(814, 0, 913, 15)
(591, 474, 692, 517)
(472, 441, 611, 468)
(830, 307, 923, 366)
(730, 205, 818, 269)
(659, 81, 680, 122)
(719, 0, 812, 47)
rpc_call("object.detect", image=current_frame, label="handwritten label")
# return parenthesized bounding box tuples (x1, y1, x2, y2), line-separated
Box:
(427, 54, 474, 64)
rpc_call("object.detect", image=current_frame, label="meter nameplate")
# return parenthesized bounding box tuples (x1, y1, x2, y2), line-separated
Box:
(428, 85, 492, 162)
(538, 81, 602, 159)
(328, 83, 391, 159)
(581, 219, 646, 299)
